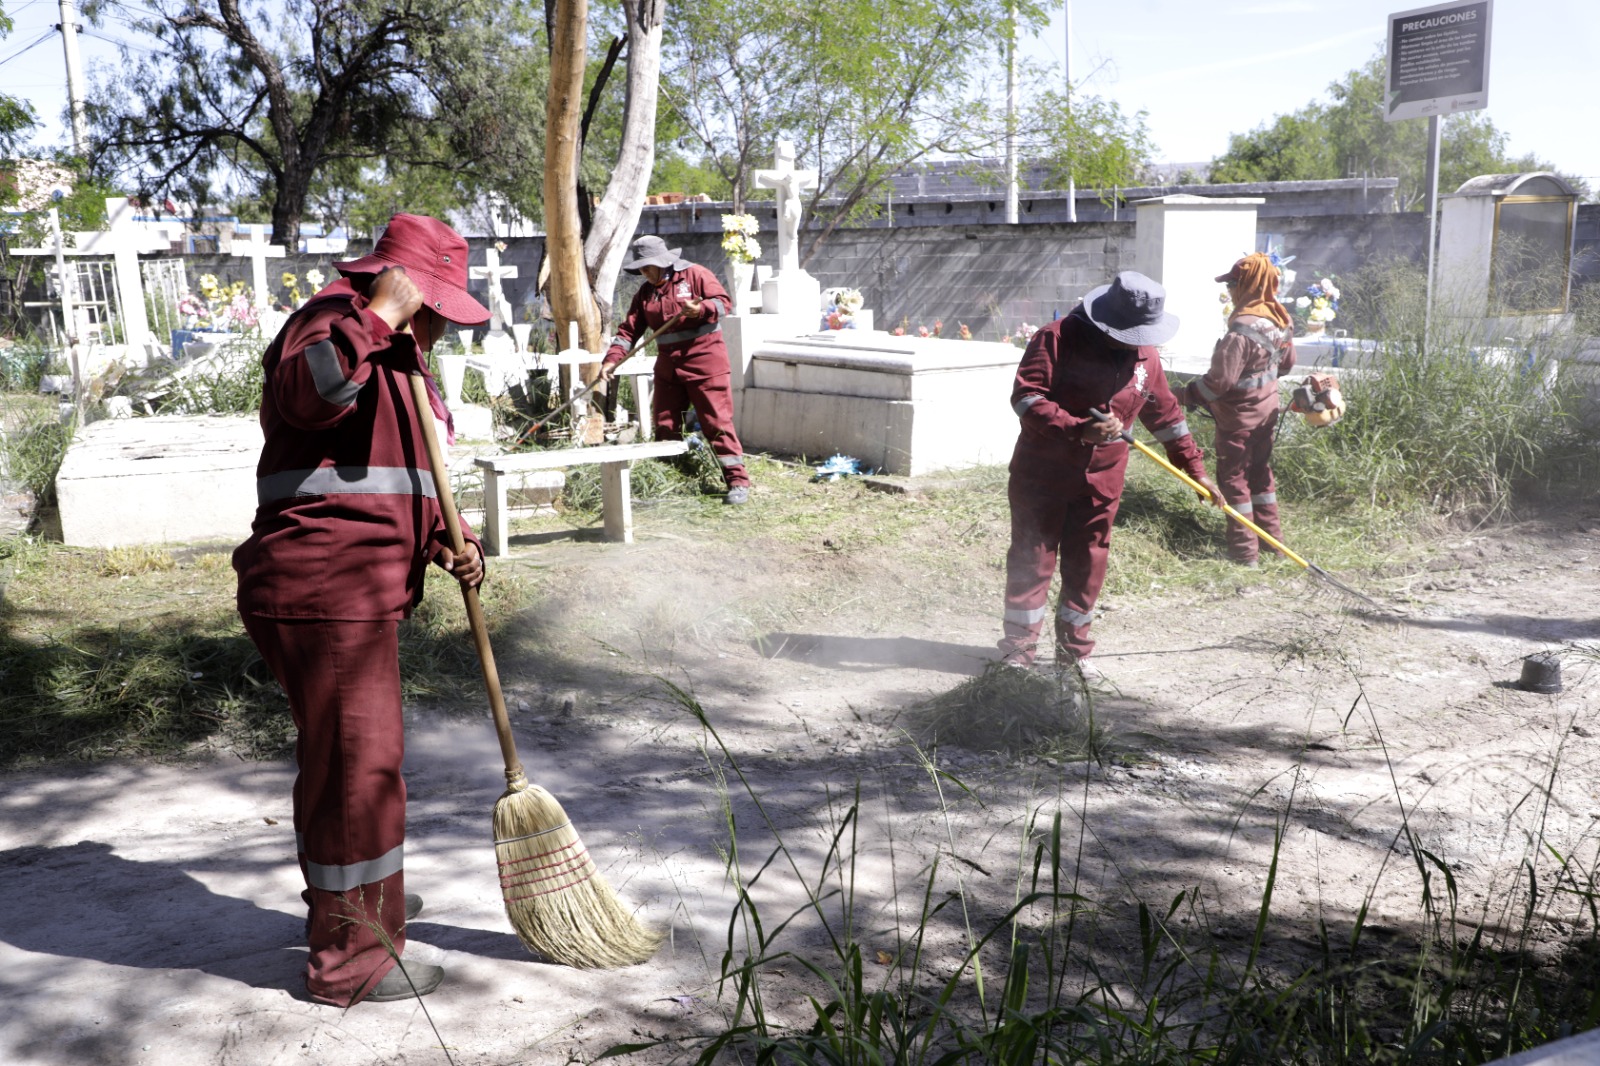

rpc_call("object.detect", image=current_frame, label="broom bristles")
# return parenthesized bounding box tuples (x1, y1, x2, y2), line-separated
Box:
(492, 783, 663, 968)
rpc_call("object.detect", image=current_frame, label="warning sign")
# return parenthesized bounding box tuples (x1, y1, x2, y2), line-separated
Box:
(1386, 1, 1492, 122)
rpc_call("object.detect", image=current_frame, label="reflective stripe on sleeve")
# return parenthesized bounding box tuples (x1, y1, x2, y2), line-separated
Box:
(1152, 420, 1191, 442)
(258, 465, 437, 505)
(1013, 394, 1043, 416)
(1194, 378, 1220, 402)
(1057, 605, 1094, 626)
(1236, 368, 1278, 390)
(298, 838, 404, 893)
(304, 340, 362, 407)
(1004, 605, 1049, 625)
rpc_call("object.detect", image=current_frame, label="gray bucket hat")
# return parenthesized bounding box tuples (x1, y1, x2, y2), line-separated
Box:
(1082, 270, 1180, 346)
(621, 235, 687, 274)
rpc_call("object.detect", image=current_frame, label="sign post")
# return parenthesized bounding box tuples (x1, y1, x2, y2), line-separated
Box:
(1387, 0, 1492, 349)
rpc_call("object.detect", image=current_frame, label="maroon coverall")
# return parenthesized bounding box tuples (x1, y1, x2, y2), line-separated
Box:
(1183, 315, 1295, 564)
(999, 309, 1208, 667)
(602, 263, 749, 489)
(233, 280, 479, 1006)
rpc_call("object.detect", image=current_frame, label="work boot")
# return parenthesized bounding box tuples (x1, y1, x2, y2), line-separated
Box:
(725, 485, 750, 505)
(365, 959, 445, 1003)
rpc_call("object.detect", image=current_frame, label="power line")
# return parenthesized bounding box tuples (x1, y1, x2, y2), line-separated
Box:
(0, 29, 55, 70)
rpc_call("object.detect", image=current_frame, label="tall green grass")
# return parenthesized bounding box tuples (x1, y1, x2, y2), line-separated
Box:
(1272, 258, 1599, 521)
(608, 681, 1600, 1065)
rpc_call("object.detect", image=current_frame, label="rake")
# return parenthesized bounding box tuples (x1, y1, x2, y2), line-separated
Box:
(1089, 407, 1387, 612)
(516, 311, 687, 445)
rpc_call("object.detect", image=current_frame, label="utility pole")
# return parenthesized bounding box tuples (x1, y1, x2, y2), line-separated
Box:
(1004, 2, 1019, 224)
(56, 0, 89, 154)
(1064, 0, 1076, 223)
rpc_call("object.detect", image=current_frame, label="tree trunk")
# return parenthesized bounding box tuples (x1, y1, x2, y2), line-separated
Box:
(270, 161, 309, 249)
(544, 0, 603, 363)
(584, 0, 666, 327)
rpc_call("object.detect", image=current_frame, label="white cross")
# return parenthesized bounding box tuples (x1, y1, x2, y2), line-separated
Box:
(752, 140, 818, 275)
(11, 197, 170, 353)
(469, 245, 519, 332)
(230, 223, 286, 310)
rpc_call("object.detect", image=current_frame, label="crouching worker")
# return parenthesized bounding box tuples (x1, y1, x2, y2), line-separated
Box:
(1185, 253, 1296, 566)
(233, 214, 489, 1006)
(998, 271, 1222, 683)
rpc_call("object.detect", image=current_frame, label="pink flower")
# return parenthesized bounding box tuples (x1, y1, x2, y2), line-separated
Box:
(892, 326, 906, 336)
(917, 326, 930, 338)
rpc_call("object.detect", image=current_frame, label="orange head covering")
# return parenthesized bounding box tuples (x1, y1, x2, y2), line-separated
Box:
(1215, 253, 1291, 330)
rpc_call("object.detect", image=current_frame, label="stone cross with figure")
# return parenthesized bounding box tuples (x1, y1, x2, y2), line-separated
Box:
(470, 244, 519, 333)
(229, 223, 286, 311)
(750, 142, 822, 318)
(753, 140, 818, 276)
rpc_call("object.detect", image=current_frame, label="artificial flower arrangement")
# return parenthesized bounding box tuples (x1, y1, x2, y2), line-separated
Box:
(721, 214, 761, 263)
(179, 274, 260, 331)
(1294, 276, 1341, 333)
(279, 268, 327, 311)
(822, 287, 864, 330)
(892, 318, 942, 338)
(1001, 322, 1039, 348)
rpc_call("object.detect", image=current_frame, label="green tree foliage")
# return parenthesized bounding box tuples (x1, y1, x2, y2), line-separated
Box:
(81, 0, 545, 245)
(657, 0, 1152, 261)
(0, 5, 39, 158)
(1210, 52, 1586, 208)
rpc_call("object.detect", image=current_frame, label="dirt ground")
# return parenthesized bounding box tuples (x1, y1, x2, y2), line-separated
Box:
(3, 488, 1600, 1066)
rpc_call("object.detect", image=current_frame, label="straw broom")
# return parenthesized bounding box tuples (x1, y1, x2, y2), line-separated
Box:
(410, 372, 663, 968)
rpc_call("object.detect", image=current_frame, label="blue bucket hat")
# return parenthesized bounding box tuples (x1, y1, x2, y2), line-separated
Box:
(1082, 270, 1180, 346)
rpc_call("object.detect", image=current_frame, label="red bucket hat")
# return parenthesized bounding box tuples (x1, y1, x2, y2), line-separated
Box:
(333, 214, 491, 325)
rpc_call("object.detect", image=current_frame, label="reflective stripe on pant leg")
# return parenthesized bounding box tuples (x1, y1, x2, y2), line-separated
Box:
(685, 371, 749, 488)
(1214, 426, 1259, 562)
(1000, 475, 1068, 665)
(241, 616, 409, 1007)
(1054, 489, 1118, 662)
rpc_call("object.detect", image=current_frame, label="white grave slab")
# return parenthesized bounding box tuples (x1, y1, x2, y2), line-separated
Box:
(55, 415, 261, 547)
(738, 331, 1021, 476)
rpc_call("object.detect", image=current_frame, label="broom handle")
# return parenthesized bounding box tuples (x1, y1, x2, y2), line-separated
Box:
(411, 372, 526, 788)
(1088, 407, 1312, 571)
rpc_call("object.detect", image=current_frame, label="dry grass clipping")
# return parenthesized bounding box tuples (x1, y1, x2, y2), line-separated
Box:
(909, 662, 1102, 757)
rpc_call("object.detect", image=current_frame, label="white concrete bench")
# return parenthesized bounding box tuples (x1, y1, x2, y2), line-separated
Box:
(473, 439, 689, 553)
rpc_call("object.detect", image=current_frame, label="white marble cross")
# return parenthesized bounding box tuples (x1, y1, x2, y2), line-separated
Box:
(469, 245, 518, 332)
(752, 140, 818, 276)
(229, 224, 286, 311)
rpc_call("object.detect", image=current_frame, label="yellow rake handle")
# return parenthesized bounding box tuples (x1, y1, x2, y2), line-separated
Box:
(1089, 408, 1312, 571)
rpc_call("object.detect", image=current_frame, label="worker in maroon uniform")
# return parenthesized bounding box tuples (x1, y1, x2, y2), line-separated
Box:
(598, 235, 752, 504)
(998, 271, 1222, 681)
(1183, 253, 1296, 566)
(233, 214, 488, 1006)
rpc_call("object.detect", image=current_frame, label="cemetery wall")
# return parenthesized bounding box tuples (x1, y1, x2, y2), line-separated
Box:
(24, 206, 1600, 346)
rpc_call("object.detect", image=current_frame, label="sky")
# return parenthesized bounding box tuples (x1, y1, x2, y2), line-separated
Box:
(2, 0, 1598, 192)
